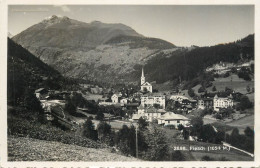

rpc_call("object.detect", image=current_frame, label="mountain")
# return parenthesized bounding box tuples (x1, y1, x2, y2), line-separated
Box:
(143, 34, 254, 85)
(12, 15, 177, 85)
(7, 38, 78, 104)
(12, 15, 253, 87)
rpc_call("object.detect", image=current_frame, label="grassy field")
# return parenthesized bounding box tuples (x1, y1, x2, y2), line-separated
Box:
(225, 114, 254, 134)
(189, 74, 254, 97)
(8, 136, 138, 161)
(83, 93, 103, 102)
(210, 74, 254, 94)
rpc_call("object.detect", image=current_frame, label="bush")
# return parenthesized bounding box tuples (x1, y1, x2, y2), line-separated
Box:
(198, 86, 205, 93)
(188, 88, 195, 97)
(82, 118, 98, 141)
(171, 151, 185, 161)
(95, 111, 104, 121)
(178, 124, 184, 130)
(8, 116, 102, 149)
(238, 96, 253, 110)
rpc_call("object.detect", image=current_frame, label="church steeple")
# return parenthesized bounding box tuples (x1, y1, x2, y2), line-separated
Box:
(141, 67, 145, 85)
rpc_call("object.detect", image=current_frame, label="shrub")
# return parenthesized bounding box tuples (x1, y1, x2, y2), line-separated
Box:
(171, 151, 185, 161)
(198, 86, 205, 93)
(8, 116, 103, 149)
(188, 88, 195, 97)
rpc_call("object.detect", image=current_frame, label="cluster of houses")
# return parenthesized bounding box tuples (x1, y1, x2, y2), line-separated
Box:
(34, 67, 235, 128)
(98, 67, 235, 128)
(205, 60, 254, 75)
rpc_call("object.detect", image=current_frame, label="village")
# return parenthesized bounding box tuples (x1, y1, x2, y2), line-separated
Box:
(34, 67, 246, 134)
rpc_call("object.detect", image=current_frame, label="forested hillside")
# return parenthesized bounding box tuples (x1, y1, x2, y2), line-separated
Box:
(144, 34, 254, 84)
(8, 38, 79, 105)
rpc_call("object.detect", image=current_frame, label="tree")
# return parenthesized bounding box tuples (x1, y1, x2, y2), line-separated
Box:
(198, 86, 205, 93)
(199, 124, 216, 143)
(178, 124, 184, 130)
(97, 122, 112, 144)
(239, 96, 253, 110)
(246, 85, 251, 93)
(82, 118, 98, 141)
(23, 88, 45, 122)
(190, 116, 203, 136)
(244, 127, 254, 138)
(138, 117, 149, 131)
(115, 125, 136, 156)
(212, 86, 217, 92)
(188, 88, 195, 97)
(143, 124, 169, 161)
(96, 111, 104, 121)
(64, 97, 77, 116)
(171, 151, 185, 161)
(230, 128, 240, 147)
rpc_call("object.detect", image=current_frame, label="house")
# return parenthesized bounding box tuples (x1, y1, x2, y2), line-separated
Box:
(141, 93, 166, 109)
(120, 98, 128, 104)
(131, 114, 144, 121)
(137, 104, 145, 114)
(140, 67, 153, 93)
(182, 105, 193, 113)
(35, 88, 48, 99)
(125, 103, 139, 111)
(213, 94, 234, 111)
(143, 106, 166, 122)
(170, 95, 189, 103)
(111, 93, 122, 103)
(158, 112, 190, 127)
(197, 98, 213, 109)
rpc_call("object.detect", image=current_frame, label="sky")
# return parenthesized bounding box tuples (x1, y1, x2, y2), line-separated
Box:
(8, 5, 254, 47)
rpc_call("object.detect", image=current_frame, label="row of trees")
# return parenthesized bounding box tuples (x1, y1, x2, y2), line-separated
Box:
(182, 116, 254, 153)
(81, 117, 171, 161)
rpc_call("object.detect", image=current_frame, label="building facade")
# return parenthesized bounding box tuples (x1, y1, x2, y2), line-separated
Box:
(141, 93, 166, 109)
(213, 95, 234, 111)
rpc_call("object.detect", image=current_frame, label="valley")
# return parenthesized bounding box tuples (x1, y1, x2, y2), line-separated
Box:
(7, 14, 255, 162)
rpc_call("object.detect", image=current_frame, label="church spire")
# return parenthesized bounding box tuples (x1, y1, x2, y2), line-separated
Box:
(141, 67, 145, 85)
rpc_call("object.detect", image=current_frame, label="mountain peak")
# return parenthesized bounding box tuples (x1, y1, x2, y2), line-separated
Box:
(42, 15, 71, 25)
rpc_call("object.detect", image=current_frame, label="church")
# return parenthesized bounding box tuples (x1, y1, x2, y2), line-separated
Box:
(140, 67, 166, 109)
(140, 67, 153, 93)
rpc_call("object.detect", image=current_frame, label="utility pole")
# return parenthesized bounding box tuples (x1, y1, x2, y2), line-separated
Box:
(136, 124, 138, 158)
(224, 122, 226, 142)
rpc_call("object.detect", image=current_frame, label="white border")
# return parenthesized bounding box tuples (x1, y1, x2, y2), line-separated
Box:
(0, 0, 259, 167)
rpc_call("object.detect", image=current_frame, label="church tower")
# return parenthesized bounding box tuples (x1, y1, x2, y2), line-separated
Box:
(141, 67, 145, 85)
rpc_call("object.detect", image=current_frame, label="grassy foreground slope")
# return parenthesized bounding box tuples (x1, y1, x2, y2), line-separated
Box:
(8, 136, 138, 161)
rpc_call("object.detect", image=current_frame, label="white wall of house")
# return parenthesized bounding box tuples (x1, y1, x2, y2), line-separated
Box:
(111, 94, 119, 103)
(144, 112, 162, 122)
(141, 85, 153, 93)
(120, 98, 128, 104)
(141, 96, 166, 109)
(213, 98, 234, 111)
(162, 119, 189, 127)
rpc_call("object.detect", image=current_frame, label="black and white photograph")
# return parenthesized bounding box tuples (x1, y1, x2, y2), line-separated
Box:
(1, 1, 259, 166)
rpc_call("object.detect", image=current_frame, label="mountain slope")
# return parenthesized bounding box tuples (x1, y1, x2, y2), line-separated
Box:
(144, 34, 254, 84)
(12, 15, 177, 85)
(7, 38, 78, 105)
